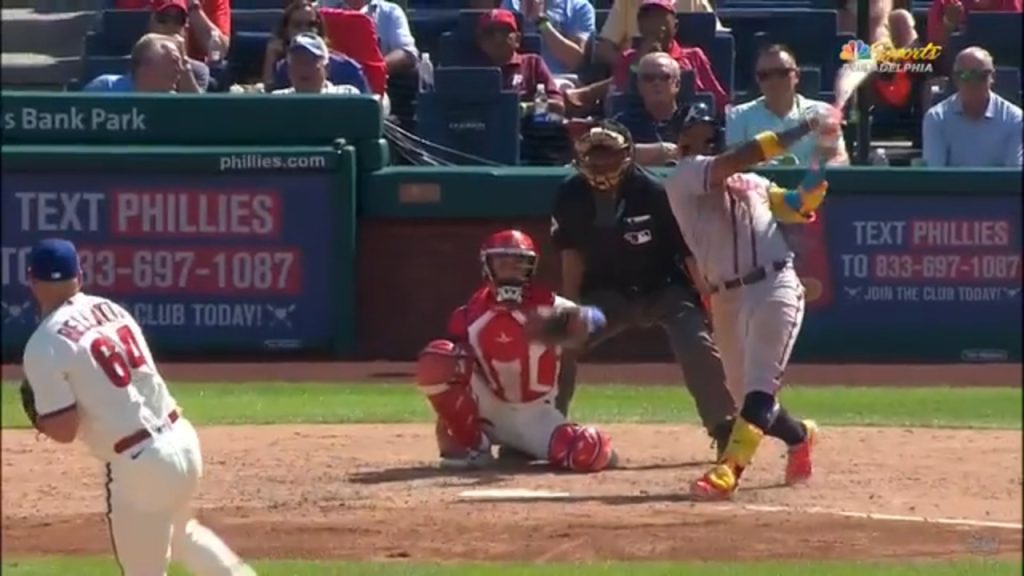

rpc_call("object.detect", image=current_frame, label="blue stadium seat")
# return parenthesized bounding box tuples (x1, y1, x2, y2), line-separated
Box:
(797, 66, 822, 100)
(97, 10, 150, 56)
(226, 0, 285, 8)
(416, 67, 521, 165)
(228, 30, 271, 85)
(676, 12, 717, 51)
(722, 9, 839, 93)
(231, 9, 281, 34)
(994, 67, 1022, 104)
(708, 33, 735, 98)
(965, 11, 1023, 68)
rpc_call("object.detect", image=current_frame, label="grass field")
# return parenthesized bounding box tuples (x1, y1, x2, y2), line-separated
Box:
(2, 381, 1021, 575)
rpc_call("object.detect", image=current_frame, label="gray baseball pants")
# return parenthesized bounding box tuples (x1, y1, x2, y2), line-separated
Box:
(555, 284, 737, 434)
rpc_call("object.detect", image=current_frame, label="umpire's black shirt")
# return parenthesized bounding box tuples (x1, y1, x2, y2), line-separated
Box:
(551, 166, 696, 297)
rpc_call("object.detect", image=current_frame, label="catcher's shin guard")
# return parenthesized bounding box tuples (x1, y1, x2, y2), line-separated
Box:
(417, 340, 483, 451)
(548, 424, 615, 472)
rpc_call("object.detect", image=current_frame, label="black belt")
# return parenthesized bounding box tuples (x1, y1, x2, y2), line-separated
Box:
(709, 260, 789, 294)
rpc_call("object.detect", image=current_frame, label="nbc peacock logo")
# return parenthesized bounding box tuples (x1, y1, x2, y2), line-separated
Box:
(838, 38, 942, 73)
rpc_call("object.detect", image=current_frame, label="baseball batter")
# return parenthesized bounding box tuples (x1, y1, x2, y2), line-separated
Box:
(19, 239, 254, 576)
(662, 104, 840, 499)
(415, 229, 617, 472)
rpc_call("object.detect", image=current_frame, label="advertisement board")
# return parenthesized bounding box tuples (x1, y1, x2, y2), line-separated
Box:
(1, 172, 338, 357)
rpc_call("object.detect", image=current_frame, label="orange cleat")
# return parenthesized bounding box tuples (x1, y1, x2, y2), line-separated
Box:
(785, 420, 818, 486)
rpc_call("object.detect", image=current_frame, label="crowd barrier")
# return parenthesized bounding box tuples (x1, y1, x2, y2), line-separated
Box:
(1, 92, 1021, 363)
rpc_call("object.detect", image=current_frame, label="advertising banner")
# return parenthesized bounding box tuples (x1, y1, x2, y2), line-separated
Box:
(793, 194, 1022, 361)
(1, 172, 337, 357)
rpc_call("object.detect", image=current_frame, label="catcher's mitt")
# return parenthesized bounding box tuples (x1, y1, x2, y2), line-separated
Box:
(20, 379, 39, 429)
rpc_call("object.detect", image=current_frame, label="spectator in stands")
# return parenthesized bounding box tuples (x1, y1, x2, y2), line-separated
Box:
(148, 0, 210, 92)
(726, 45, 849, 165)
(476, 9, 566, 115)
(922, 46, 1023, 166)
(612, 0, 728, 113)
(596, 0, 726, 66)
(837, 0, 893, 44)
(184, 0, 231, 62)
(317, 0, 419, 73)
(84, 33, 198, 93)
(927, 0, 1021, 49)
(272, 32, 363, 94)
(499, 0, 595, 76)
(264, 0, 371, 94)
(888, 7, 918, 49)
(614, 53, 685, 165)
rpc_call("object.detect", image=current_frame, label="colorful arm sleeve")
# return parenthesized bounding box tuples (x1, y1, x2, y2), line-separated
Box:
(768, 162, 828, 224)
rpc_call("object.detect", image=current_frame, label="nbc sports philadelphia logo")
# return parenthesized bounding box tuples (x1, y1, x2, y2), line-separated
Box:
(839, 39, 942, 74)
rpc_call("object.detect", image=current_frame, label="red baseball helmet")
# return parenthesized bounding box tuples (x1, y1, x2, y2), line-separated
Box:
(480, 229, 538, 302)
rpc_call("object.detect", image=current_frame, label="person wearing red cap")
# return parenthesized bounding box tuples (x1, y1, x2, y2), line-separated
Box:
(148, 0, 210, 91)
(476, 9, 566, 116)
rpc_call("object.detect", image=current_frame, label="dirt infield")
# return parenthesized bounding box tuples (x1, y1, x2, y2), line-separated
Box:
(2, 424, 1021, 563)
(2, 362, 1021, 564)
(3, 362, 1022, 386)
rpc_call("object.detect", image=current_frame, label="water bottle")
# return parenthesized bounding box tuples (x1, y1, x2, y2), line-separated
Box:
(418, 53, 434, 92)
(208, 35, 226, 63)
(870, 147, 889, 166)
(532, 83, 549, 121)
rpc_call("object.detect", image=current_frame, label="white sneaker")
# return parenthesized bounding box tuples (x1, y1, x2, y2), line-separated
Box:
(439, 436, 493, 470)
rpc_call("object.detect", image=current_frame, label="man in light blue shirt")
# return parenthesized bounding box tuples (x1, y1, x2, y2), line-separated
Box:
(83, 33, 205, 93)
(318, 0, 419, 73)
(726, 44, 848, 166)
(922, 46, 1023, 167)
(502, 0, 594, 76)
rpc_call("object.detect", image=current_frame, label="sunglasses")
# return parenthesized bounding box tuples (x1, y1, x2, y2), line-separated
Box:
(154, 10, 187, 26)
(640, 72, 674, 83)
(955, 69, 993, 83)
(756, 68, 795, 81)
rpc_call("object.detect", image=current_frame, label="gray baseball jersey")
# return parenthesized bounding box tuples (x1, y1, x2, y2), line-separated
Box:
(663, 155, 794, 286)
(663, 156, 805, 398)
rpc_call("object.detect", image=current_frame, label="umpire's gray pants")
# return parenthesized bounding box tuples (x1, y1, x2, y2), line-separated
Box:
(556, 284, 737, 433)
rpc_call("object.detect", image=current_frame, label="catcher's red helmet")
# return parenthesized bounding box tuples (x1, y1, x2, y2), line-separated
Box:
(480, 229, 538, 302)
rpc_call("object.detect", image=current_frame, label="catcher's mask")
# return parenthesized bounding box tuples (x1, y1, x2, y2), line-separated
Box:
(675, 101, 718, 157)
(571, 120, 635, 193)
(480, 229, 538, 303)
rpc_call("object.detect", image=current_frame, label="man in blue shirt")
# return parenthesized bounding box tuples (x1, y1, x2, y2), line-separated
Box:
(84, 33, 203, 93)
(922, 46, 1023, 167)
(614, 52, 689, 166)
(501, 0, 594, 75)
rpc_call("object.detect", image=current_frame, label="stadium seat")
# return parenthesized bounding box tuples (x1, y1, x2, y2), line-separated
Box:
(708, 33, 736, 98)
(965, 11, 1023, 68)
(231, 9, 281, 34)
(723, 9, 838, 93)
(416, 67, 521, 165)
(227, 0, 285, 8)
(994, 67, 1022, 104)
(676, 12, 717, 52)
(228, 30, 270, 86)
(96, 10, 149, 56)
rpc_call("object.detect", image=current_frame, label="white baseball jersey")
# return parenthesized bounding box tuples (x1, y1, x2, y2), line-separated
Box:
(663, 155, 794, 285)
(22, 292, 177, 461)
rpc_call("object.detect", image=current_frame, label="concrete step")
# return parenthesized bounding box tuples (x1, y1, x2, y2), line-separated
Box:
(0, 53, 81, 88)
(1, 9, 97, 58)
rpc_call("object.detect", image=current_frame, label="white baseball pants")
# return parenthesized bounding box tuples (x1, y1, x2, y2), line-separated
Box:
(106, 417, 253, 576)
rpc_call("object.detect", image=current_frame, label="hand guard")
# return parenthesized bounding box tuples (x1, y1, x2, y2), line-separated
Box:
(19, 379, 39, 430)
(525, 306, 606, 348)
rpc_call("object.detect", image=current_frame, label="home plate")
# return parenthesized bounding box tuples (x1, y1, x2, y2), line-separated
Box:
(458, 488, 571, 500)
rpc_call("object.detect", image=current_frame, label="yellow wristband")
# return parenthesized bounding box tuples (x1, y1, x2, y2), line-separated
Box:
(755, 131, 786, 160)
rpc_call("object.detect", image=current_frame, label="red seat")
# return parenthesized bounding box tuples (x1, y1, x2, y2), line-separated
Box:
(320, 8, 388, 96)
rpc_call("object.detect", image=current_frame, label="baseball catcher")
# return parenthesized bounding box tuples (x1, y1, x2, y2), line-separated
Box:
(414, 229, 617, 472)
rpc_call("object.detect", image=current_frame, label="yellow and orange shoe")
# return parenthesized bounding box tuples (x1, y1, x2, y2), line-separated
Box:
(785, 420, 818, 486)
(690, 463, 740, 501)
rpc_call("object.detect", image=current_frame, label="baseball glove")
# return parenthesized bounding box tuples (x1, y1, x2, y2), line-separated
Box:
(19, 379, 39, 429)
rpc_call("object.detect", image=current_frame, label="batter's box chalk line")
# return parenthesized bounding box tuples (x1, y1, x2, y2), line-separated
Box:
(725, 503, 1022, 531)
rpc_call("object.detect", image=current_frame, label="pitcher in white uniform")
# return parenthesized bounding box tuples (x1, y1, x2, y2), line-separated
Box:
(20, 238, 255, 576)
(662, 103, 840, 500)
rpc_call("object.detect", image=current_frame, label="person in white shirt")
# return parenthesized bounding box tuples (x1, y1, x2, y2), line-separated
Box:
(20, 238, 254, 576)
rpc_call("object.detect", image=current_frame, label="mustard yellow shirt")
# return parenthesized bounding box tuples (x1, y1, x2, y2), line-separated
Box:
(599, 0, 726, 47)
